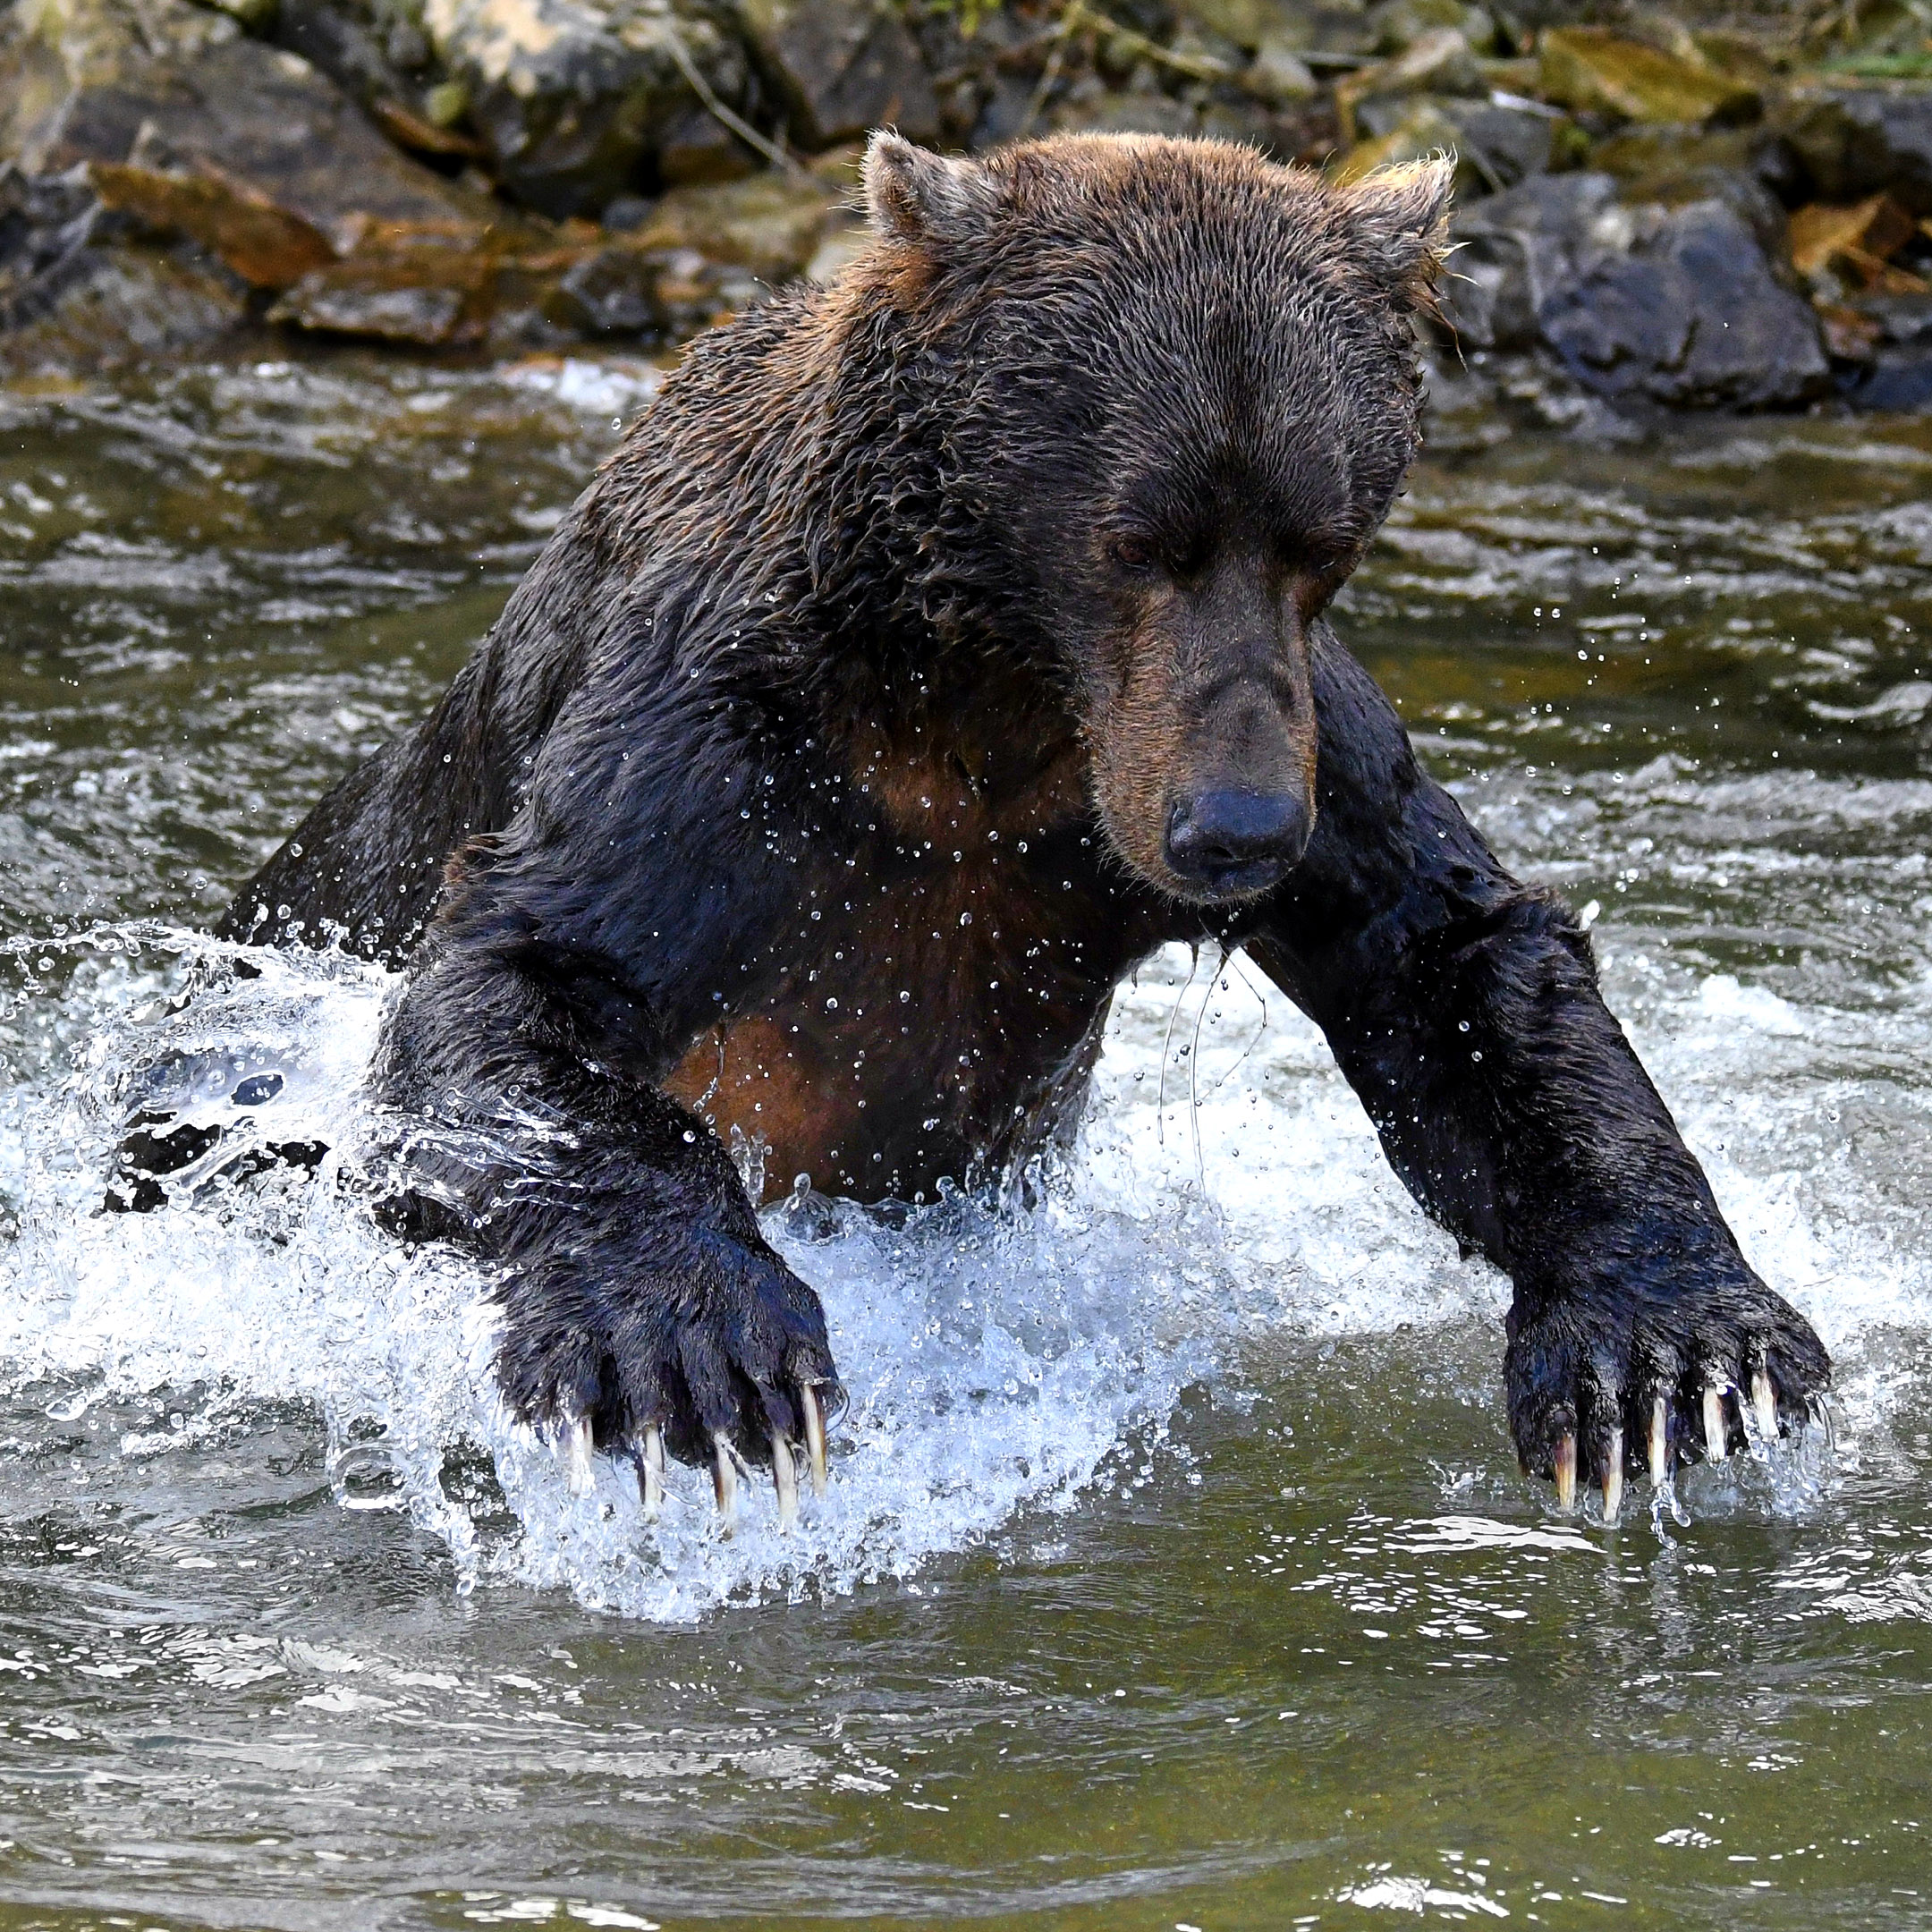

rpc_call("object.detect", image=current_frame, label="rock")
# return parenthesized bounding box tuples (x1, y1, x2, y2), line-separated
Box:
(1449, 97, 1575, 191)
(269, 250, 483, 343)
(1589, 123, 1790, 199)
(1177, 0, 1371, 58)
(1783, 89, 1932, 218)
(1246, 33, 1318, 103)
(1537, 28, 1758, 127)
(422, 0, 750, 216)
(0, 165, 250, 369)
(736, 0, 938, 150)
(367, 96, 489, 161)
(1055, 91, 1201, 138)
(0, 160, 108, 322)
(1334, 25, 1480, 140)
(657, 104, 758, 185)
(1444, 167, 1831, 409)
(627, 171, 841, 282)
(1445, 170, 1616, 351)
(0, 242, 250, 372)
(602, 191, 655, 230)
(1, 0, 239, 170)
(272, 0, 420, 114)
(536, 239, 665, 332)
(89, 159, 341, 286)
(1837, 292, 1932, 410)
(1366, 0, 1489, 56)
(5, 30, 489, 247)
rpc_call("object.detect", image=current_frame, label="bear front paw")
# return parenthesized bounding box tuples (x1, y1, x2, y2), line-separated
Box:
(1504, 1266, 1830, 1521)
(492, 1228, 842, 1530)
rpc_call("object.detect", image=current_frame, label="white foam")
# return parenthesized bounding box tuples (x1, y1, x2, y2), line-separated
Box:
(0, 920, 1926, 1620)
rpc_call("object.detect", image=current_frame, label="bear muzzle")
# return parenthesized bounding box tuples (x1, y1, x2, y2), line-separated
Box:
(1163, 786, 1310, 900)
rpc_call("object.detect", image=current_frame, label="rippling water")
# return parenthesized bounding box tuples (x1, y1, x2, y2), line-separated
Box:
(1, 353, 1930, 1928)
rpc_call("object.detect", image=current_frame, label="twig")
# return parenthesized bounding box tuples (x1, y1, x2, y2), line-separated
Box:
(661, 21, 809, 180)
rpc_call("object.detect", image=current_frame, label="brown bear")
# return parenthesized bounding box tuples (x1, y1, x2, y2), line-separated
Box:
(210, 131, 1828, 1526)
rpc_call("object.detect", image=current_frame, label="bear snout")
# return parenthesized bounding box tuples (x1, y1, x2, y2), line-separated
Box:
(1163, 786, 1310, 899)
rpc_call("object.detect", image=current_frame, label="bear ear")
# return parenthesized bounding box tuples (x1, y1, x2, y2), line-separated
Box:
(1343, 154, 1455, 311)
(864, 130, 1002, 250)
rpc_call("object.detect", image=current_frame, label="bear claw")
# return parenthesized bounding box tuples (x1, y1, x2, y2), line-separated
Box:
(772, 1432, 799, 1530)
(632, 1425, 666, 1520)
(1702, 1386, 1729, 1464)
(801, 1383, 828, 1497)
(1554, 1432, 1577, 1513)
(563, 1412, 597, 1498)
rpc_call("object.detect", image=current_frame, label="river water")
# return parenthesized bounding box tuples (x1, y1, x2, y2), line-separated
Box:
(0, 352, 1928, 1929)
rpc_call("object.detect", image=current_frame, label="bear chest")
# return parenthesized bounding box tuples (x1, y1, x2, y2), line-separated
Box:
(665, 850, 1164, 1202)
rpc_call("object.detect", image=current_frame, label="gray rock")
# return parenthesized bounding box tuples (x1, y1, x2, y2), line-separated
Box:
(540, 241, 665, 333)
(1055, 91, 1200, 138)
(0, 162, 249, 370)
(423, 0, 750, 215)
(1445, 169, 1831, 410)
(736, 0, 938, 149)
(1449, 98, 1565, 191)
(657, 102, 758, 184)
(1784, 87, 1932, 218)
(1445, 169, 1614, 350)
(273, 0, 420, 111)
(4, 30, 485, 245)
(1842, 292, 1932, 413)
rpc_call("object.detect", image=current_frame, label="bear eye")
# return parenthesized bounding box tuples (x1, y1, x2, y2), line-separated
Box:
(1108, 535, 1159, 574)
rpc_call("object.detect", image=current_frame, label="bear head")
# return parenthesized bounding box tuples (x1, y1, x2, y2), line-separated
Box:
(856, 131, 1452, 906)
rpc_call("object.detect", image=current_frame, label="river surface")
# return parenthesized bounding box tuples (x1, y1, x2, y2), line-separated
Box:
(0, 352, 1929, 1930)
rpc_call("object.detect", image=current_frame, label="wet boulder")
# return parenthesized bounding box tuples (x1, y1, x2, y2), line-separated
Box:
(1337, 95, 1466, 184)
(1176, 0, 1370, 59)
(422, 0, 751, 216)
(736, 0, 939, 149)
(1445, 169, 1831, 411)
(1444, 169, 1613, 350)
(1449, 97, 1578, 191)
(267, 249, 485, 343)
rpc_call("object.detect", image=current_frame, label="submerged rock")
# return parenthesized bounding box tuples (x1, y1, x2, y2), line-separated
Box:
(1446, 169, 1831, 411)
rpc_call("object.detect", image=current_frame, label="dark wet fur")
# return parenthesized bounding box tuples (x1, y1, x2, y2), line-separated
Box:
(200, 134, 1826, 1497)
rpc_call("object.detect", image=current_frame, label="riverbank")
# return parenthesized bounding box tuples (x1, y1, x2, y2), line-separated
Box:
(4, 0, 1932, 415)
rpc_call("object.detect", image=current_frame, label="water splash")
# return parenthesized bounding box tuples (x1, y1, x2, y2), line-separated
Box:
(0, 919, 1924, 1622)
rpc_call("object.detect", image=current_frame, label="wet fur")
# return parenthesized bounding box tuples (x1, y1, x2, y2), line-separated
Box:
(216, 134, 1827, 1496)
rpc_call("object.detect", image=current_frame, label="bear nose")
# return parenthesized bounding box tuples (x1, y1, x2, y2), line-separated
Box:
(1164, 789, 1309, 896)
